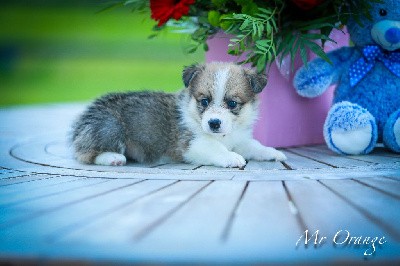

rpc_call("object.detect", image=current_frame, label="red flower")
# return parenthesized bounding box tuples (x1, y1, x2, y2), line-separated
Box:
(291, 0, 323, 10)
(150, 0, 195, 27)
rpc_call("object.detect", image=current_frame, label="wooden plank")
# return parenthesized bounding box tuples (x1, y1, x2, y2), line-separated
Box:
(353, 177, 400, 198)
(0, 138, 35, 170)
(0, 170, 34, 179)
(286, 179, 400, 259)
(59, 180, 209, 244)
(0, 176, 84, 195)
(156, 163, 201, 170)
(139, 180, 246, 246)
(286, 147, 374, 168)
(0, 180, 175, 243)
(10, 140, 95, 170)
(0, 174, 55, 186)
(370, 146, 400, 158)
(195, 165, 229, 171)
(45, 141, 74, 159)
(0, 177, 108, 208)
(244, 160, 285, 170)
(321, 179, 400, 240)
(306, 145, 400, 165)
(232, 171, 308, 181)
(225, 181, 304, 258)
(384, 175, 400, 181)
(0, 178, 140, 227)
(281, 150, 333, 170)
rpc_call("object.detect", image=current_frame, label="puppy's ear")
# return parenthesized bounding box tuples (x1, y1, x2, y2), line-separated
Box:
(183, 64, 204, 88)
(244, 69, 268, 94)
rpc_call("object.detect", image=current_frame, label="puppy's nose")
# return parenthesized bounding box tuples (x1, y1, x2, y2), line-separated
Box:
(208, 119, 221, 131)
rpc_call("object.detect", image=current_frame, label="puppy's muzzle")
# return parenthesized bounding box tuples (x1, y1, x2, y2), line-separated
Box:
(208, 119, 221, 132)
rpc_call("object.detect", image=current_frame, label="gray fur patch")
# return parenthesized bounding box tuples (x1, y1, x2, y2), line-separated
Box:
(72, 91, 191, 163)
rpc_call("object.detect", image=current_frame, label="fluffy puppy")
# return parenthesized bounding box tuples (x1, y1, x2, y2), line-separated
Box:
(71, 62, 286, 168)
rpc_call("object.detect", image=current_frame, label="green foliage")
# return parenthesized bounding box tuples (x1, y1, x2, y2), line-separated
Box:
(109, 0, 381, 74)
(224, 7, 278, 72)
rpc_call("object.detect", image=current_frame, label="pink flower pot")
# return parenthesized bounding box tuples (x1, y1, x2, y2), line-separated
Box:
(206, 30, 349, 147)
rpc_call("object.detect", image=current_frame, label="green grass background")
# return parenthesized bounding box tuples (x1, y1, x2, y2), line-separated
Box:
(0, 4, 204, 106)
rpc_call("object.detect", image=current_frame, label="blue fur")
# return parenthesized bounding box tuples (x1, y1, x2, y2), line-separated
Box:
(383, 109, 400, 152)
(293, 0, 400, 155)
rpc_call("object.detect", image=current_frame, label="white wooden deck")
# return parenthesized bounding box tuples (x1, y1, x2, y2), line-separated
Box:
(0, 103, 399, 265)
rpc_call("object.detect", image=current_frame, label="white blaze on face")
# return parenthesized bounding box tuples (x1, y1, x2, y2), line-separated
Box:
(201, 68, 233, 135)
(213, 68, 230, 106)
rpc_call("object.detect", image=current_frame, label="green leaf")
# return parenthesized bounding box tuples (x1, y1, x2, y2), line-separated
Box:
(299, 43, 308, 67)
(257, 54, 267, 73)
(303, 40, 332, 64)
(208, 11, 221, 27)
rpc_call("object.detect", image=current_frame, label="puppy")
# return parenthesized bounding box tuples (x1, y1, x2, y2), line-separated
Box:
(71, 62, 286, 168)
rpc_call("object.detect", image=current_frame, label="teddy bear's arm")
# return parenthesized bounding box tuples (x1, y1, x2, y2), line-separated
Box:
(293, 46, 355, 98)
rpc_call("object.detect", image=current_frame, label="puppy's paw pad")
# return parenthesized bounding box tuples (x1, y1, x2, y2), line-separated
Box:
(223, 152, 246, 168)
(95, 152, 126, 166)
(273, 150, 287, 161)
(252, 147, 287, 161)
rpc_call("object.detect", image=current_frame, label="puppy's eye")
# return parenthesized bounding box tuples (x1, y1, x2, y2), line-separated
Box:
(227, 100, 238, 109)
(379, 9, 387, 16)
(200, 98, 210, 107)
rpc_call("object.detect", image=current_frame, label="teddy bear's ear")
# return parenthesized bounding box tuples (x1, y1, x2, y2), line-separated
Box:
(244, 69, 268, 94)
(182, 63, 204, 88)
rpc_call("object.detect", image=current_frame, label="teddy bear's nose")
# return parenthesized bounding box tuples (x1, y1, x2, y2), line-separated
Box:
(385, 27, 400, 44)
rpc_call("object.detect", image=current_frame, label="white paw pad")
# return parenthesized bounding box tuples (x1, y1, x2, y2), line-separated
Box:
(252, 147, 287, 161)
(331, 125, 372, 155)
(271, 149, 287, 161)
(221, 152, 246, 168)
(94, 152, 126, 166)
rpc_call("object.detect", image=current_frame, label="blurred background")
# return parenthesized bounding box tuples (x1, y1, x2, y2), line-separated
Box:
(0, 0, 204, 106)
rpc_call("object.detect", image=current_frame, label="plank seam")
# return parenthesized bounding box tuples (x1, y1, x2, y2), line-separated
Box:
(0, 179, 112, 208)
(0, 175, 57, 187)
(220, 181, 249, 242)
(281, 161, 294, 170)
(0, 179, 145, 230)
(301, 146, 378, 164)
(46, 179, 180, 243)
(285, 149, 338, 169)
(282, 181, 307, 232)
(352, 178, 400, 201)
(133, 180, 214, 241)
(382, 176, 400, 182)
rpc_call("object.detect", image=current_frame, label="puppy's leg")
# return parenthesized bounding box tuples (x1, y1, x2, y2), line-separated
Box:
(94, 152, 127, 166)
(234, 139, 287, 161)
(72, 112, 127, 165)
(184, 137, 246, 168)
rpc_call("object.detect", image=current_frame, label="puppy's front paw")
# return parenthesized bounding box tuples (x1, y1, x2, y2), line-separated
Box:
(252, 147, 287, 162)
(94, 152, 126, 166)
(272, 149, 287, 161)
(220, 152, 246, 168)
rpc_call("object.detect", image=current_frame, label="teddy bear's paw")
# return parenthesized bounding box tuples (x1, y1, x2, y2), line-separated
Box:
(383, 109, 400, 153)
(324, 101, 378, 155)
(293, 58, 334, 98)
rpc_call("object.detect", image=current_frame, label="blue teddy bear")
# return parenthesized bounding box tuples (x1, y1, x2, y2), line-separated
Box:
(294, 0, 400, 155)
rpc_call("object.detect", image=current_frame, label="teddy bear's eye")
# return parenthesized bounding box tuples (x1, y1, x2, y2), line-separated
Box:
(379, 9, 387, 16)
